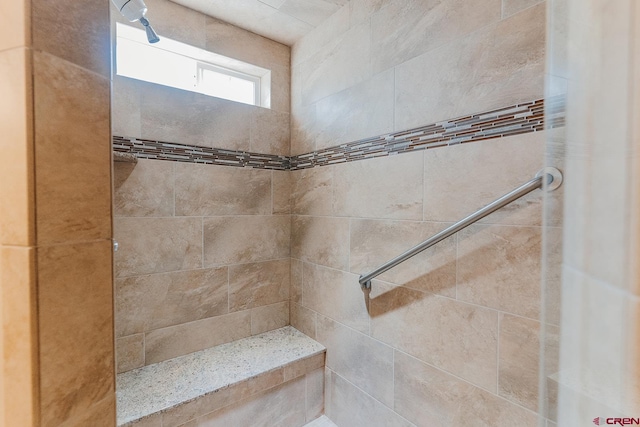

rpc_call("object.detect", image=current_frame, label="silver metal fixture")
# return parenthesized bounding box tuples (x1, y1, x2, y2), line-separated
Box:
(358, 167, 563, 290)
(113, 240, 119, 252)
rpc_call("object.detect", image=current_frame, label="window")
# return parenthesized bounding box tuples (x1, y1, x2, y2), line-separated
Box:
(116, 23, 271, 107)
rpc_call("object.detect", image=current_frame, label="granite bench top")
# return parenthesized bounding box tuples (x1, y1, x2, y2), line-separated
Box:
(116, 326, 325, 425)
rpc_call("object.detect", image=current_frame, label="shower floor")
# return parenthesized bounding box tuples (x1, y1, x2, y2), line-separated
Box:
(304, 416, 338, 427)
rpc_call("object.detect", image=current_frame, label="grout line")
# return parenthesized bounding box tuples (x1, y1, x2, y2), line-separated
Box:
(496, 312, 501, 395)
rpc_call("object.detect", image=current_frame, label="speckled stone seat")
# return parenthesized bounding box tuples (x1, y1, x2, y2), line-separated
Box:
(116, 326, 326, 427)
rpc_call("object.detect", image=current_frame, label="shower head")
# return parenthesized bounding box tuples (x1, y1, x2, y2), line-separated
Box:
(111, 0, 160, 44)
(140, 17, 160, 43)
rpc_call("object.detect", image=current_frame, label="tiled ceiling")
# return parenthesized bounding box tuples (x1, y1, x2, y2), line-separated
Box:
(169, 0, 349, 45)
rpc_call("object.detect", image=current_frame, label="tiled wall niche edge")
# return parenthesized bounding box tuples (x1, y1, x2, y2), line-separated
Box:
(113, 96, 565, 170)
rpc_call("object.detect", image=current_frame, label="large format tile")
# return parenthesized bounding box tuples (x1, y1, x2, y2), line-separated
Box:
(302, 263, 369, 333)
(250, 108, 290, 155)
(315, 69, 394, 149)
(37, 241, 114, 426)
(423, 133, 546, 226)
(189, 376, 306, 427)
(116, 334, 145, 374)
(115, 268, 229, 337)
(203, 216, 290, 266)
(228, 259, 290, 312)
(112, 76, 141, 138)
(291, 216, 349, 270)
(498, 314, 541, 411)
(301, 21, 371, 104)
(144, 0, 206, 48)
(144, 311, 251, 364)
(114, 159, 174, 217)
(395, 3, 545, 130)
(0, 246, 38, 427)
(370, 285, 498, 391)
(333, 150, 423, 220)
(114, 217, 203, 277)
(139, 82, 252, 151)
(457, 225, 542, 319)
(251, 301, 290, 335)
(306, 368, 325, 422)
(290, 167, 334, 216)
(502, 0, 544, 17)
(0, 0, 30, 51)
(370, 0, 501, 74)
(273, 170, 292, 214)
(325, 370, 413, 427)
(175, 163, 272, 216)
(317, 316, 393, 407)
(350, 219, 456, 296)
(34, 51, 111, 245)
(290, 302, 317, 339)
(394, 351, 537, 427)
(32, 0, 110, 77)
(0, 47, 34, 246)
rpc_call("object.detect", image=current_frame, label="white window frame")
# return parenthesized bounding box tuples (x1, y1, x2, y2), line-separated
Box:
(115, 23, 271, 108)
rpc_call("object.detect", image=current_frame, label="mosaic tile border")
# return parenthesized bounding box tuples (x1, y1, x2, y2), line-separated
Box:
(113, 97, 565, 170)
(112, 137, 290, 170)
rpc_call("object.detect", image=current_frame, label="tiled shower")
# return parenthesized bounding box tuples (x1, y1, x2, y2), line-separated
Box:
(1, 0, 639, 426)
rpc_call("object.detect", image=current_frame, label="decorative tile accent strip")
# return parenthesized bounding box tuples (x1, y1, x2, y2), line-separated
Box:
(289, 97, 565, 170)
(113, 97, 565, 170)
(112, 137, 290, 170)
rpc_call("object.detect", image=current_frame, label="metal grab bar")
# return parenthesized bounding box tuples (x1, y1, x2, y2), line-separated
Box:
(358, 167, 563, 290)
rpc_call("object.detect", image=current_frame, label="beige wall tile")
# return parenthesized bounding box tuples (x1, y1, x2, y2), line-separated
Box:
(60, 394, 116, 427)
(291, 258, 303, 303)
(114, 217, 203, 277)
(0, 47, 34, 246)
(394, 351, 537, 427)
(306, 368, 325, 422)
(301, 22, 371, 104)
(229, 259, 290, 312)
(111, 76, 141, 138)
(457, 225, 542, 319)
(203, 216, 290, 266)
(303, 263, 369, 333)
(290, 103, 317, 155)
(273, 170, 292, 215)
(317, 316, 394, 407)
(395, 3, 545, 130)
(251, 301, 290, 335)
(116, 334, 145, 374)
(175, 163, 272, 216)
(115, 268, 228, 337)
(32, 0, 110, 77)
(423, 133, 546, 226)
(349, 0, 388, 28)
(498, 315, 540, 411)
(350, 219, 456, 296)
(34, 51, 111, 245)
(291, 302, 317, 339)
(325, 370, 413, 427)
(315, 69, 394, 149)
(279, 0, 341, 26)
(502, 0, 544, 18)
(371, 0, 501, 74)
(292, 4, 350, 67)
(333, 151, 423, 220)
(205, 16, 291, 74)
(145, 311, 251, 364)
(291, 216, 349, 270)
(291, 167, 334, 216)
(190, 376, 306, 427)
(139, 82, 252, 151)
(370, 285, 498, 391)
(250, 109, 290, 155)
(270, 65, 292, 114)
(160, 368, 286, 427)
(114, 160, 174, 217)
(37, 241, 114, 426)
(0, 0, 30, 51)
(0, 246, 38, 427)
(284, 353, 325, 382)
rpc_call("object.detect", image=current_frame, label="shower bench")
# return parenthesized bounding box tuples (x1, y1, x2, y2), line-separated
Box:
(116, 326, 326, 427)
